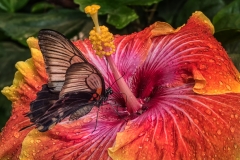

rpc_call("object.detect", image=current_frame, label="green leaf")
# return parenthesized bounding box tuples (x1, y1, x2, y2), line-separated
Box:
(229, 53, 240, 71)
(213, 0, 240, 32)
(212, 0, 240, 71)
(0, 9, 89, 46)
(74, 0, 160, 29)
(0, 0, 29, 13)
(157, 0, 186, 25)
(175, 0, 226, 27)
(0, 42, 30, 89)
(121, 0, 162, 6)
(214, 29, 240, 70)
(107, 6, 138, 29)
(0, 42, 30, 129)
(31, 2, 56, 13)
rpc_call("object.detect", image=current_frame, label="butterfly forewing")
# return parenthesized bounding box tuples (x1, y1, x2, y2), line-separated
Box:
(38, 29, 88, 92)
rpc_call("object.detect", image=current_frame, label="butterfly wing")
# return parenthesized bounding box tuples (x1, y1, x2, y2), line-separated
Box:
(27, 63, 106, 132)
(38, 29, 88, 92)
(22, 30, 107, 132)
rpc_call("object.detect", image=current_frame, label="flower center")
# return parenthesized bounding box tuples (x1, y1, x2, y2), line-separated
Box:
(85, 5, 143, 114)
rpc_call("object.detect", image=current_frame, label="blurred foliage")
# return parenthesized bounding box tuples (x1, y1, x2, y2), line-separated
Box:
(0, 0, 240, 129)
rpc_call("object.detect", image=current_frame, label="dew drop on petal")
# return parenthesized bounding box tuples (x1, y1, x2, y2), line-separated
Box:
(205, 109, 212, 115)
(199, 64, 207, 70)
(217, 130, 221, 135)
(208, 59, 215, 63)
(230, 127, 235, 133)
(23, 151, 30, 158)
(226, 85, 231, 91)
(13, 132, 20, 138)
(12, 115, 17, 120)
(219, 81, 223, 85)
(193, 119, 199, 124)
(234, 144, 238, 149)
(83, 117, 93, 123)
(36, 139, 41, 143)
(139, 132, 144, 137)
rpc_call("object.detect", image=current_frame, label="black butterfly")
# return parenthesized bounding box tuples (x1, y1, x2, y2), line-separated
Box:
(21, 29, 113, 132)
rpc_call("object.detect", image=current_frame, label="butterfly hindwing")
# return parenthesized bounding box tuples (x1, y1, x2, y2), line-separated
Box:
(33, 91, 96, 132)
(20, 84, 59, 131)
(60, 62, 105, 98)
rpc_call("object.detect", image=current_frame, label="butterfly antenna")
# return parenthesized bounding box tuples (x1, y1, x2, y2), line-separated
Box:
(109, 71, 126, 88)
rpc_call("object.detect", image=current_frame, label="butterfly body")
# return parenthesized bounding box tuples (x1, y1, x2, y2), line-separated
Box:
(21, 29, 112, 132)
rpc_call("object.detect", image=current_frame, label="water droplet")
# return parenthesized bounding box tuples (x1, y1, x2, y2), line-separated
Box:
(235, 114, 238, 119)
(217, 130, 221, 135)
(193, 119, 199, 124)
(226, 85, 231, 91)
(24, 151, 30, 157)
(83, 117, 93, 123)
(139, 132, 144, 137)
(13, 132, 20, 138)
(199, 64, 207, 70)
(205, 109, 212, 115)
(121, 149, 126, 154)
(230, 127, 235, 133)
(12, 115, 17, 120)
(219, 81, 223, 85)
(208, 59, 215, 63)
(36, 139, 41, 143)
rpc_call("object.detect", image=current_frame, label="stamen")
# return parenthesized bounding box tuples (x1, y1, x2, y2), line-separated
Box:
(85, 5, 142, 113)
(85, 5, 115, 57)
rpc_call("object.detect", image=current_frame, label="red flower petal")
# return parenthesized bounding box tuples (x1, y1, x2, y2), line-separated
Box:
(109, 12, 240, 159)
(109, 84, 240, 159)
(19, 106, 125, 159)
(0, 38, 48, 159)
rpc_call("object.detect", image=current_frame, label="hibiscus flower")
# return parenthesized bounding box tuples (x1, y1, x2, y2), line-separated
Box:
(1, 7, 240, 160)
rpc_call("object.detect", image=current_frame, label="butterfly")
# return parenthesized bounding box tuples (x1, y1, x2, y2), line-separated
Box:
(21, 29, 113, 132)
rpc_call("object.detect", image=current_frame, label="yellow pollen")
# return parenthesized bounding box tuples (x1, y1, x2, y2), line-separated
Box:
(84, 5, 100, 15)
(85, 5, 115, 57)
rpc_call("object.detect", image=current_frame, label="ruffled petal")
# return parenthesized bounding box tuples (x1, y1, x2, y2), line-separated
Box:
(109, 11, 240, 159)
(109, 84, 240, 159)
(0, 37, 48, 159)
(133, 11, 240, 97)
